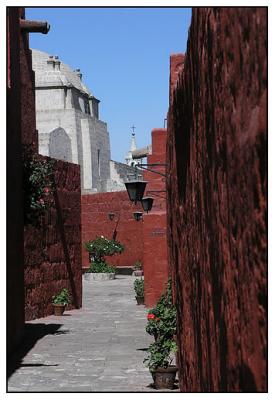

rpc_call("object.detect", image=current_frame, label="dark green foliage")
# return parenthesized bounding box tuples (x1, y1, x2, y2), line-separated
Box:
(22, 145, 55, 224)
(52, 288, 70, 305)
(88, 261, 116, 273)
(84, 236, 124, 263)
(144, 278, 178, 371)
(134, 278, 144, 297)
(144, 338, 177, 371)
(145, 278, 177, 340)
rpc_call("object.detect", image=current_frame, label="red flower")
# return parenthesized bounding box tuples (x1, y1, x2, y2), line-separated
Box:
(44, 187, 50, 194)
(147, 313, 155, 320)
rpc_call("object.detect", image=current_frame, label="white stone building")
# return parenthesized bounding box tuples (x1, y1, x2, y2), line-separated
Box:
(32, 49, 112, 193)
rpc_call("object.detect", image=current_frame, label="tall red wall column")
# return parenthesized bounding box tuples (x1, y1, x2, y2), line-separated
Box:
(143, 129, 169, 307)
(7, 7, 25, 355)
(167, 8, 267, 392)
(81, 191, 143, 267)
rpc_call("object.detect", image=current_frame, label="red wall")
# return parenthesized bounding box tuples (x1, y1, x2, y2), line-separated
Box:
(81, 191, 143, 267)
(7, 8, 82, 324)
(167, 8, 267, 392)
(7, 7, 25, 355)
(25, 159, 82, 321)
(143, 129, 169, 307)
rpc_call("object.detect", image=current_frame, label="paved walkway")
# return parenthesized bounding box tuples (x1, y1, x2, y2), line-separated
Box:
(8, 276, 177, 392)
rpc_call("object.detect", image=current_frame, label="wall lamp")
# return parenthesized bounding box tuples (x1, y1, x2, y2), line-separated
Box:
(141, 197, 154, 213)
(124, 163, 167, 209)
(124, 180, 147, 204)
(133, 211, 143, 221)
(108, 212, 115, 221)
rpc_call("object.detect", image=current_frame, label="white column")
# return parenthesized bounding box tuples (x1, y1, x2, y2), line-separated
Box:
(81, 118, 93, 189)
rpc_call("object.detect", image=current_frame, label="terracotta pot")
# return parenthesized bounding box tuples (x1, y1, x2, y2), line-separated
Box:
(133, 270, 143, 277)
(135, 295, 144, 305)
(152, 366, 178, 390)
(53, 304, 66, 316)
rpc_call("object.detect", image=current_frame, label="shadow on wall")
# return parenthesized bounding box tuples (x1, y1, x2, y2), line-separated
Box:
(7, 323, 67, 379)
(49, 127, 72, 162)
(53, 181, 80, 309)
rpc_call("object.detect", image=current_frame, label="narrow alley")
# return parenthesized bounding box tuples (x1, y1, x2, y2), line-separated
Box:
(8, 276, 168, 392)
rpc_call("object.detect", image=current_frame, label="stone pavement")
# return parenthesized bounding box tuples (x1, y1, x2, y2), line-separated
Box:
(8, 276, 178, 392)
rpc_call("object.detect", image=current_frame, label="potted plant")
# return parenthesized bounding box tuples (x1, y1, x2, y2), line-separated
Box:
(134, 278, 144, 305)
(52, 288, 70, 316)
(133, 260, 143, 276)
(84, 236, 124, 281)
(144, 337, 178, 390)
(145, 278, 177, 341)
(144, 278, 178, 389)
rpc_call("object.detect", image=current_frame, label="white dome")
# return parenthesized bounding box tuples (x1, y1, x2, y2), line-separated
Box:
(31, 49, 92, 96)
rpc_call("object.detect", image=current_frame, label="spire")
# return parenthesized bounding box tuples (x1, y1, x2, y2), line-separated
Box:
(125, 125, 138, 166)
(130, 133, 137, 152)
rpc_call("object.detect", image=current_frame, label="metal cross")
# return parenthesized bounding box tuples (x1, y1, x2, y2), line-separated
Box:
(130, 125, 136, 134)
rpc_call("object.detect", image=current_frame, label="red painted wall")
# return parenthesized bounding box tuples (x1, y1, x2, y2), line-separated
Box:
(143, 129, 169, 307)
(81, 191, 143, 267)
(167, 8, 267, 392)
(24, 159, 82, 321)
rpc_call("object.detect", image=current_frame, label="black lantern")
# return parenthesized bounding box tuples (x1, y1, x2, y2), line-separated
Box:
(133, 211, 143, 221)
(141, 197, 154, 213)
(124, 180, 147, 204)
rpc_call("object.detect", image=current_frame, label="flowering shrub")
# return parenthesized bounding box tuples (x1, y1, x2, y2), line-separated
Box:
(23, 145, 55, 224)
(145, 278, 177, 340)
(144, 278, 178, 371)
(134, 278, 144, 297)
(84, 236, 124, 273)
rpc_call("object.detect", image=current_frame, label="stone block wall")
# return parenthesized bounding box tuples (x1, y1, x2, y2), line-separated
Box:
(81, 191, 144, 267)
(167, 8, 267, 392)
(25, 159, 82, 320)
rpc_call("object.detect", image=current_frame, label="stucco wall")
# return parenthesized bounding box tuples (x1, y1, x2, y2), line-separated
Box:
(167, 7, 267, 392)
(143, 129, 169, 307)
(81, 191, 144, 267)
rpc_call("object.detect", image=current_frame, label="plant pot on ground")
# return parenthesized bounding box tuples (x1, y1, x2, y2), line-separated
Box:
(144, 338, 178, 390)
(84, 261, 116, 281)
(52, 288, 70, 316)
(133, 260, 143, 276)
(134, 278, 144, 305)
(144, 277, 178, 390)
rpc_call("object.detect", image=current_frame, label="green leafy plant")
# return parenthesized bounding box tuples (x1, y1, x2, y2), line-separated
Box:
(145, 278, 177, 340)
(52, 288, 70, 306)
(84, 236, 124, 263)
(134, 278, 144, 297)
(134, 260, 142, 270)
(144, 278, 177, 371)
(22, 145, 55, 224)
(144, 338, 178, 372)
(88, 261, 116, 273)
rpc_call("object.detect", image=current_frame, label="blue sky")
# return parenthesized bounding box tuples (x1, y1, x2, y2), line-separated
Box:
(26, 7, 192, 162)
